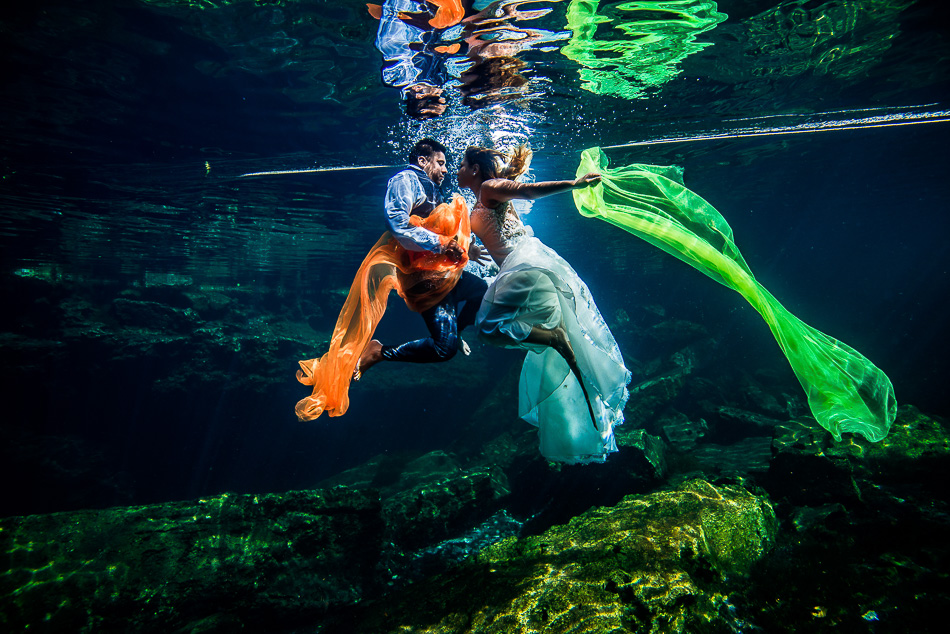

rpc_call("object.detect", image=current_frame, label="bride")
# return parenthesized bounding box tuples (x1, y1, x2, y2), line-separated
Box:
(458, 145, 631, 464)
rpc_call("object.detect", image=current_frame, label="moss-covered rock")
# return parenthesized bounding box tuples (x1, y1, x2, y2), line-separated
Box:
(849, 404, 950, 494)
(765, 417, 863, 506)
(614, 427, 668, 481)
(384, 465, 509, 551)
(765, 405, 950, 506)
(326, 479, 776, 634)
(0, 488, 383, 632)
(110, 297, 201, 333)
(626, 367, 690, 424)
(320, 450, 510, 552)
(739, 406, 950, 632)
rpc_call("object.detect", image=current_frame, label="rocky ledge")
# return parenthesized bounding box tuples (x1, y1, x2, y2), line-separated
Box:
(0, 488, 383, 632)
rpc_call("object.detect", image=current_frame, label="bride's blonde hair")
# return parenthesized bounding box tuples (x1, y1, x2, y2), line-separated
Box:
(502, 144, 532, 180)
(464, 144, 533, 181)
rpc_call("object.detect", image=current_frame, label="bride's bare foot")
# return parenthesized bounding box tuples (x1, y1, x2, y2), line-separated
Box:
(353, 340, 383, 381)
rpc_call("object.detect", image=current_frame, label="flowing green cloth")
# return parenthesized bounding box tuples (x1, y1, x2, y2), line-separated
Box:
(574, 147, 896, 442)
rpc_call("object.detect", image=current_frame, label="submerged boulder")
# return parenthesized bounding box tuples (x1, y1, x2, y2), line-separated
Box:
(614, 426, 668, 481)
(327, 479, 777, 634)
(0, 488, 383, 632)
(765, 416, 863, 506)
(765, 404, 950, 507)
(384, 465, 509, 551)
(739, 405, 950, 632)
(318, 450, 510, 552)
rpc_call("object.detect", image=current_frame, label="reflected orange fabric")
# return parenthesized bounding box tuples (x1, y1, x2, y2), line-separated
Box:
(366, 1, 465, 29)
(295, 195, 471, 421)
(427, 0, 465, 28)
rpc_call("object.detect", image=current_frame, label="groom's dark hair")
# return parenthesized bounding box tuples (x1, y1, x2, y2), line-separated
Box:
(409, 138, 447, 163)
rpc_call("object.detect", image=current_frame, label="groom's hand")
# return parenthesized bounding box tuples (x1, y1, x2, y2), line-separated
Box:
(444, 238, 464, 263)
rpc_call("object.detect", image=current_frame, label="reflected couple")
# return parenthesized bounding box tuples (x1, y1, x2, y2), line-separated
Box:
(370, 0, 563, 118)
(296, 139, 630, 465)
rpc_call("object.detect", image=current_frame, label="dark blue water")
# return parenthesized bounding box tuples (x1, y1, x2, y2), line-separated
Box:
(1, 0, 948, 517)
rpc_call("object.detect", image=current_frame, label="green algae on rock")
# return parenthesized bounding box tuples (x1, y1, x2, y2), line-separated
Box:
(318, 450, 510, 552)
(0, 488, 383, 632)
(767, 404, 950, 506)
(745, 405, 950, 632)
(328, 479, 776, 634)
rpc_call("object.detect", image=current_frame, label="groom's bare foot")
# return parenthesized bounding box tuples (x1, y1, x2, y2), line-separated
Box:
(353, 340, 384, 381)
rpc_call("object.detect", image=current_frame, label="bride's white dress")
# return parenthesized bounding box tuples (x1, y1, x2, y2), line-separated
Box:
(471, 201, 631, 464)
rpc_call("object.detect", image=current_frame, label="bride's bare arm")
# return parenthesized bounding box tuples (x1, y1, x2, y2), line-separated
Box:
(480, 173, 601, 206)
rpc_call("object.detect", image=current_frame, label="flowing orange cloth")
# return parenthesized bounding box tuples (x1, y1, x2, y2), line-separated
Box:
(295, 194, 471, 421)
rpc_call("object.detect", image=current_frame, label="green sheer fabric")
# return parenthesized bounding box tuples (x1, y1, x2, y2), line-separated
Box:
(574, 147, 895, 442)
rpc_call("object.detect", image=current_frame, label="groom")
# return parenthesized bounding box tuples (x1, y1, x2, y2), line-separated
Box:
(356, 138, 488, 376)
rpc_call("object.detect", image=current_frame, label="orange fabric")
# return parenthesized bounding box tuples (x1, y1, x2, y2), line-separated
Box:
(295, 195, 471, 421)
(427, 0, 465, 29)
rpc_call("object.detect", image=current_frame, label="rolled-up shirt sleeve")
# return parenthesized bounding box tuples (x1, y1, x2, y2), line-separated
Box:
(384, 171, 444, 253)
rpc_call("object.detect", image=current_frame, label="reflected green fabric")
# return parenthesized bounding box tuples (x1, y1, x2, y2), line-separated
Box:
(573, 147, 895, 442)
(744, 0, 912, 80)
(561, 0, 727, 99)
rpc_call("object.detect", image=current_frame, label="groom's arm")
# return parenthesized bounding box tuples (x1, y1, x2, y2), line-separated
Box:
(384, 171, 446, 253)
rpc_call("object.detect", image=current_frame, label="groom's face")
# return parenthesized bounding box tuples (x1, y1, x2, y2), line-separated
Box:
(419, 151, 447, 185)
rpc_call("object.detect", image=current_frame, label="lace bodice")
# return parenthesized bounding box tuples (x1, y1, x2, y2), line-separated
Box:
(470, 201, 529, 266)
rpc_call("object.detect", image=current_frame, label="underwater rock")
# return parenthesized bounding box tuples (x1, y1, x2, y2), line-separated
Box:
(849, 404, 950, 498)
(384, 466, 509, 551)
(614, 427, 668, 481)
(734, 371, 800, 418)
(626, 366, 690, 424)
(405, 510, 524, 581)
(688, 437, 773, 478)
(448, 359, 524, 459)
(788, 502, 849, 533)
(182, 289, 234, 320)
(319, 450, 509, 552)
(737, 407, 950, 632)
(765, 416, 862, 506)
(645, 318, 710, 348)
(765, 405, 950, 507)
(320, 450, 463, 493)
(394, 450, 464, 487)
(111, 297, 201, 333)
(658, 410, 708, 451)
(323, 479, 777, 634)
(0, 426, 133, 516)
(0, 488, 384, 632)
(710, 405, 784, 440)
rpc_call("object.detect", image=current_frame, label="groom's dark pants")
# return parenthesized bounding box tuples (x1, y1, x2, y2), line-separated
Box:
(380, 271, 488, 362)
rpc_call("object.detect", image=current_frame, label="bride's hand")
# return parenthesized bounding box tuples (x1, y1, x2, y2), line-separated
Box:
(573, 173, 602, 188)
(469, 242, 493, 267)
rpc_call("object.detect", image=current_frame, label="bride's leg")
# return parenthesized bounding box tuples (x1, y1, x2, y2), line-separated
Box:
(525, 325, 598, 430)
